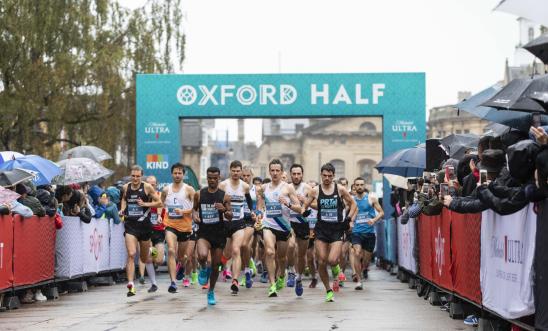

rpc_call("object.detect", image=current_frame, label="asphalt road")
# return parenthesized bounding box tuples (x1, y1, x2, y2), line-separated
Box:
(1, 269, 469, 331)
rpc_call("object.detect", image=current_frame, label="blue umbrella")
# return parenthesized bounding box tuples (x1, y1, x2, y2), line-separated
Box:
(375, 146, 425, 177)
(0, 151, 24, 164)
(457, 84, 548, 132)
(0, 155, 61, 186)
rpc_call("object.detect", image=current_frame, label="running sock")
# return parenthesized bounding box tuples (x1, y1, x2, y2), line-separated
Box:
(288, 265, 295, 274)
(146, 263, 157, 285)
(128, 281, 134, 287)
(331, 265, 341, 277)
(221, 255, 229, 266)
(245, 267, 251, 274)
(296, 273, 302, 281)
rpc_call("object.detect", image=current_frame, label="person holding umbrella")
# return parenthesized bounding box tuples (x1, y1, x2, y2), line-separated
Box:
(120, 165, 162, 297)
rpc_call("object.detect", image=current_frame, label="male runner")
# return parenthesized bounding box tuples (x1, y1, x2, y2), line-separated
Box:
(285, 164, 312, 296)
(219, 160, 254, 295)
(350, 177, 383, 290)
(256, 159, 303, 297)
(301, 163, 357, 302)
(147, 176, 166, 266)
(240, 166, 258, 288)
(306, 180, 318, 289)
(161, 163, 196, 293)
(120, 165, 162, 296)
(193, 166, 232, 305)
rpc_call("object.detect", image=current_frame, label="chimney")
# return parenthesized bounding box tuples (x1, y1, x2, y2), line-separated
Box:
(238, 119, 244, 143)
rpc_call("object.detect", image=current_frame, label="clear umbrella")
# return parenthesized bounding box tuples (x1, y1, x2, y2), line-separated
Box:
(56, 158, 113, 185)
(59, 146, 112, 163)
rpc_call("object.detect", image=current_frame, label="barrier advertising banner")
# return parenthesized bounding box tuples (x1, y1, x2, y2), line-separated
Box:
(481, 204, 536, 319)
(55, 217, 84, 278)
(417, 214, 433, 282)
(397, 217, 417, 274)
(82, 219, 110, 274)
(0, 215, 13, 291)
(430, 208, 453, 291)
(109, 221, 127, 271)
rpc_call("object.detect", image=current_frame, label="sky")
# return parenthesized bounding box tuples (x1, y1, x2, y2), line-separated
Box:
(121, 0, 521, 144)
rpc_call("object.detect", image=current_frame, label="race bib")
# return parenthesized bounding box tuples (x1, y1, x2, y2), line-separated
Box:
(231, 203, 243, 219)
(127, 204, 144, 217)
(150, 213, 158, 225)
(201, 204, 220, 224)
(320, 209, 338, 222)
(167, 205, 184, 219)
(355, 213, 371, 225)
(266, 201, 282, 218)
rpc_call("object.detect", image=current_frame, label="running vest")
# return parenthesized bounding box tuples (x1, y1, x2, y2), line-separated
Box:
(263, 182, 291, 232)
(224, 180, 245, 221)
(317, 183, 343, 224)
(125, 183, 151, 223)
(163, 183, 193, 232)
(289, 182, 307, 224)
(353, 194, 377, 234)
(198, 188, 225, 226)
(243, 184, 257, 217)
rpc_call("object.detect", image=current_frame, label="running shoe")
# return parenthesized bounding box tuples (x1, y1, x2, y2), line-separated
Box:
(148, 284, 158, 293)
(138, 276, 146, 285)
(332, 279, 340, 292)
(202, 283, 210, 290)
(276, 276, 286, 291)
(256, 262, 264, 275)
(231, 279, 239, 295)
(183, 279, 190, 288)
(222, 269, 232, 282)
(355, 282, 363, 291)
(245, 271, 253, 289)
(331, 265, 341, 279)
(325, 290, 335, 302)
(198, 267, 211, 286)
(260, 271, 269, 283)
(249, 259, 257, 277)
(34, 290, 47, 302)
(338, 272, 347, 282)
(239, 276, 246, 287)
(287, 272, 296, 287)
(295, 279, 304, 297)
(168, 282, 177, 293)
(309, 278, 318, 289)
(268, 283, 278, 297)
(176, 263, 185, 281)
(464, 315, 479, 326)
(191, 271, 198, 285)
(207, 291, 216, 305)
(127, 284, 136, 297)
(150, 247, 158, 258)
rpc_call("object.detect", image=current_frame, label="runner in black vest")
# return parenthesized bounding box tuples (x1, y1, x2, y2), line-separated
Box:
(120, 165, 162, 297)
(193, 166, 232, 305)
(301, 163, 356, 302)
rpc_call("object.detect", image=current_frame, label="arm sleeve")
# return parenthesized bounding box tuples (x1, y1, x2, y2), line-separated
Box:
(245, 193, 253, 210)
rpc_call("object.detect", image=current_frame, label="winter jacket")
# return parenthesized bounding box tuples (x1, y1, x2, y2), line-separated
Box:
(18, 196, 46, 217)
(94, 202, 120, 224)
(477, 182, 529, 216)
(448, 187, 488, 214)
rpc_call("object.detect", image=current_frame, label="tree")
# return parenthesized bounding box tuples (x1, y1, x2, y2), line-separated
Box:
(0, 0, 185, 169)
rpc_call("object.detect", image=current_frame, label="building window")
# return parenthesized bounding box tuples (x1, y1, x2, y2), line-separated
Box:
(359, 121, 377, 133)
(329, 159, 345, 178)
(464, 129, 470, 134)
(529, 27, 535, 42)
(456, 129, 462, 134)
(358, 159, 377, 184)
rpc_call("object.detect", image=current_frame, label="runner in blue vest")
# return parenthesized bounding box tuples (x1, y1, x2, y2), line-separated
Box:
(301, 163, 357, 302)
(350, 177, 384, 290)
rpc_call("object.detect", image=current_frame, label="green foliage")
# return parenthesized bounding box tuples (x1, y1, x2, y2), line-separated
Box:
(0, 0, 185, 167)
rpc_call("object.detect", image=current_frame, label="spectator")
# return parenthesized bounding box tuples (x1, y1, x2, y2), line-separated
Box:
(55, 185, 73, 216)
(15, 183, 46, 217)
(35, 185, 58, 217)
(94, 192, 121, 224)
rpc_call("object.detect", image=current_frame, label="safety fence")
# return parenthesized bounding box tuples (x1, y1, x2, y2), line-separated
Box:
(0, 215, 126, 294)
(395, 202, 545, 330)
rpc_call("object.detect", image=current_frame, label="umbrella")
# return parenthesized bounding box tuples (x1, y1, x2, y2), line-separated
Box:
(524, 33, 548, 64)
(0, 186, 20, 205)
(441, 134, 479, 160)
(0, 168, 35, 187)
(375, 146, 425, 177)
(0, 155, 62, 186)
(457, 84, 548, 132)
(383, 174, 409, 190)
(494, 0, 548, 26)
(483, 122, 511, 137)
(0, 151, 23, 164)
(56, 158, 114, 185)
(59, 146, 112, 162)
(481, 76, 548, 113)
(425, 139, 448, 172)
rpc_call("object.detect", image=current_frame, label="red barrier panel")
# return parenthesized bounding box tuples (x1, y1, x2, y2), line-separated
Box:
(451, 211, 482, 305)
(417, 214, 433, 282)
(0, 215, 14, 291)
(430, 208, 453, 291)
(13, 215, 56, 287)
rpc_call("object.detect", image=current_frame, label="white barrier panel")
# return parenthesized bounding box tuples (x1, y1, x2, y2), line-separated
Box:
(55, 217, 84, 278)
(109, 221, 127, 271)
(82, 219, 110, 274)
(96, 219, 111, 272)
(397, 217, 417, 274)
(481, 204, 536, 319)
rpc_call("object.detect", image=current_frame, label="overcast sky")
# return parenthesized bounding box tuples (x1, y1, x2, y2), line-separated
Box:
(122, 0, 520, 144)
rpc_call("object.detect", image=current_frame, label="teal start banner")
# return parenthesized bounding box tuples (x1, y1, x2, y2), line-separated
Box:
(136, 73, 425, 217)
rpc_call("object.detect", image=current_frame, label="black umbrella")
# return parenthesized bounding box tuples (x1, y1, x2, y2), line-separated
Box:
(441, 134, 480, 160)
(457, 84, 548, 132)
(484, 122, 511, 137)
(0, 168, 35, 187)
(425, 139, 448, 172)
(481, 76, 548, 113)
(524, 33, 548, 64)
